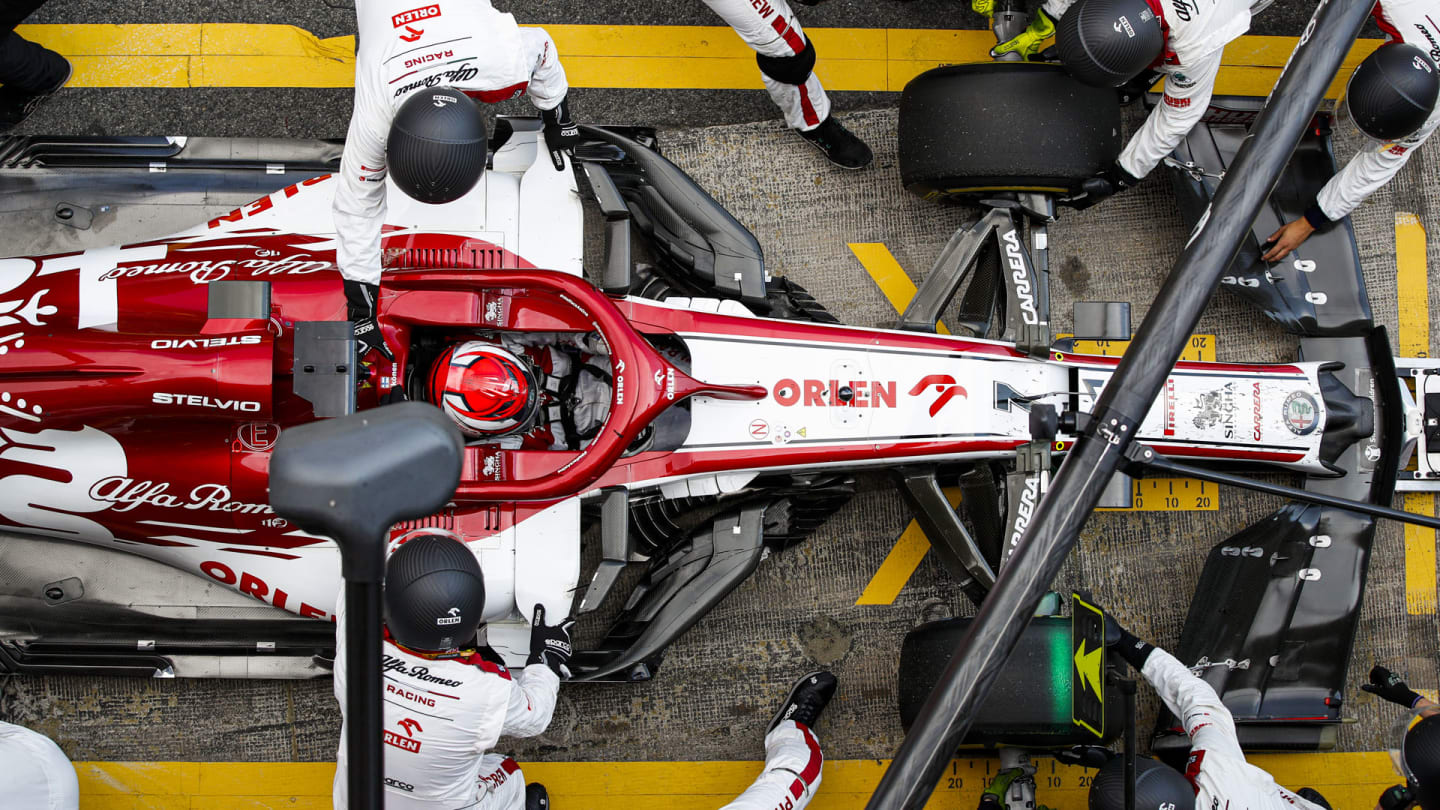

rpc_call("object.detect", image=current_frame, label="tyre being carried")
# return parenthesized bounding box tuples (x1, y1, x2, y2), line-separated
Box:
(899, 62, 1122, 201)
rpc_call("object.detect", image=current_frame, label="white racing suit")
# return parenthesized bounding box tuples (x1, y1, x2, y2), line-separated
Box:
(1143, 649, 1325, 809)
(1043, 0, 1251, 179)
(700, 0, 830, 131)
(1311, 0, 1440, 223)
(335, 0, 569, 286)
(331, 594, 560, 810)
(719, 721, 825, 810)
(0, 721, 79, 810)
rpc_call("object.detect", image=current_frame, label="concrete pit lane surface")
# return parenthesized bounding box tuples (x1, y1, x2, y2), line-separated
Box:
(0, 0, 1436, 805)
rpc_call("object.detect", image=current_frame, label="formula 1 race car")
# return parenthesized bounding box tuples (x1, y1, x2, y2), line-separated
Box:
(0, 102, 1430, 757)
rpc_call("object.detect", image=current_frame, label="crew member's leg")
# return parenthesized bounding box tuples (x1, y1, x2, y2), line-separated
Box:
(0, 0, 72, 130)
(698, 0, 872, 169)
(719, 721, 824, 810)
(476, 754, 549, 810)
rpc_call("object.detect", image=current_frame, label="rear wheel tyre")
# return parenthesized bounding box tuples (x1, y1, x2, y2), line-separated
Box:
(898, 62, 1122, 200)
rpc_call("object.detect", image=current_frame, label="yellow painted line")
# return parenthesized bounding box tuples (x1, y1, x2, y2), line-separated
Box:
(1396, 212, 1436, 616)
(73, 753, 1399, 809)
(848, 242, 950, 335)
(16, 23, 1386, 96)
(856, 487, 962, 605)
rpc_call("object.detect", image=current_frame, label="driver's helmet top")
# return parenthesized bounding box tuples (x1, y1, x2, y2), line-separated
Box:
(383, 534, 486, 654)
(1056, 0, 1164, 88)
(1339, 42, 1439, 142)
(1088, 757, 1193, 810)
(428, 341, 541, 438)
(387, 86, 489, 205)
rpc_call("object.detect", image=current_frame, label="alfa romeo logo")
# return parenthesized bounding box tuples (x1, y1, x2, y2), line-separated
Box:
(1282, 391, 1319, 436)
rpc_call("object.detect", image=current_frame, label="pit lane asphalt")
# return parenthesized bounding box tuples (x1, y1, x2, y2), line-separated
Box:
(1, 0, 1436, 775)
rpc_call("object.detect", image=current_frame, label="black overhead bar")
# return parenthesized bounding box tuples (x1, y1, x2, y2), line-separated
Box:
(864, 1, 1378, 806)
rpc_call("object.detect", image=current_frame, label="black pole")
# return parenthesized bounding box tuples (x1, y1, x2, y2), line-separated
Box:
(268, 403, 464, 810)
(1121, 675, 1137, 810)
(1135, 452, 1440, 530)
(344, 568, 386, 810)
(865, 2, 1377, 805)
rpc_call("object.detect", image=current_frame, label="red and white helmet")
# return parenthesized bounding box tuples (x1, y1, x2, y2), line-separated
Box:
(428, 341, 539, 438)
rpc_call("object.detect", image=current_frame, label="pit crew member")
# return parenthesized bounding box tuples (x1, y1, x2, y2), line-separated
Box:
(699, 0, 873, 170)
(991, 0, 1249, 207)
(0, 720, 79, 809)
(720, 670, 836, 810)
(1261, 1, 1440, 262)
(336, 0, 577, 360)
(332, 534, 573, 810)
(1362, 664, 1440, 809)
(1091, 609, 1331, 809)
(1, 0, 71, 131)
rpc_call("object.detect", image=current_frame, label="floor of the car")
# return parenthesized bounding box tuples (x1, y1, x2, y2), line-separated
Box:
(2, 105, 1435, 769)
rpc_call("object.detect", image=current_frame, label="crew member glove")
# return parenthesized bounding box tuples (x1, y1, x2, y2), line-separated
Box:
(972, 0, 995, 16)
(1362, 665, 1425, 709)
(1103, 613, 1155, 671)
(1069, 161, 1140, 210)
(527, 603, 575, 678)
(991, 9, 1055, 59)
(541, 97, 581, 172)
(342, 279, 394, 362)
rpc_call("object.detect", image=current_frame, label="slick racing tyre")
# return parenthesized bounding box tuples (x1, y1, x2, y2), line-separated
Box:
(899, 62, 1121, 201)
(898, 616, 1123, 747)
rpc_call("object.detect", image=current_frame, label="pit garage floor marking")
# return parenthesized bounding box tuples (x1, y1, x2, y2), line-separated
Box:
(17, 23, 1383, 97)
(856, 487, 962, 605)
(71, 752, 1399, 808)
(1396, 212, 1437, 616)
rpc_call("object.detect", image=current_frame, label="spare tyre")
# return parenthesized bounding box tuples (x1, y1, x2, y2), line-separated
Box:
(899, 62, 1122, 201)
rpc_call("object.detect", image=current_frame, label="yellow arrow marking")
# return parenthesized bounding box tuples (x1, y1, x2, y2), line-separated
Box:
(1072, 638, 1104, 699)
(1396, 212, 1436, 616)
(14, 23, 1386, 96)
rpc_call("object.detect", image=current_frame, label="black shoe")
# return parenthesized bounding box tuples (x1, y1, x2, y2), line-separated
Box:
(798, 116, 873, 170)
(525, 782, 550, 810)
(0, 58, 73, 132)
(768, 670, 838, 733)
(1296, 788, 1331, 809)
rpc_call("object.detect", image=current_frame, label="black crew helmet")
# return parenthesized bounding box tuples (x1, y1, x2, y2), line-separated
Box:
(383, 534, 486, 652)
(1342, 43, 1440, 141)
(1402, 714, 1440, 808)
(1056, 0, 1165, 88)
(1089, 757, 1194, 810)
(387, 87, 489, 204)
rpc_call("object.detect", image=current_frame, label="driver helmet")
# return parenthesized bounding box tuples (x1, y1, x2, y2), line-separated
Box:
(1391, 712, 1440, 808)
(1337, 43, 1440, 142)
(428, 341, 540, 438)
(383, 534, 486, 653)
(1056, 0, 1165, 88)
(388, 87, 489, 204)
(1088, 757, 1193, 810)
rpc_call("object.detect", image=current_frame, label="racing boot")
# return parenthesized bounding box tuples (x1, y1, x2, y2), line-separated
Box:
(798, 116, 873, 171)
(0, 56, 73, 132)
(768, 670, 838, 733)
(1296, 788, 1331, 809)
(525, 782, 550, 810)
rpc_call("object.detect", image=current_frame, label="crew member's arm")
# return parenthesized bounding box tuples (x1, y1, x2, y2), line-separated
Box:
(500, 603, 573, 737)
(1262, 113, 1440, 261)
(518, 27, 568, 112)
(333, 76, 391, 288)
(520, 27, 579, 170)
(499, 664, 561, 738)
(1140, 646, 1247, 762)
(1117, 51, 1222, 180)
